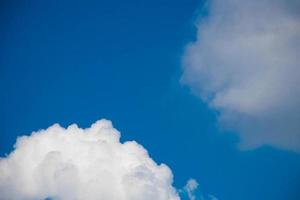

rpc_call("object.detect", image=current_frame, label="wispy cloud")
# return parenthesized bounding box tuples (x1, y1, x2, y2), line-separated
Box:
(182, 0, 300, 152)
(184, 179, 199, 200)
(180, 178, 218, 200)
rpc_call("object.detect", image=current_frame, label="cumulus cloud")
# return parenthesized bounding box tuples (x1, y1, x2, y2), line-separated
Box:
(0, 119, 180, 200)
(182, 0, 300, 152)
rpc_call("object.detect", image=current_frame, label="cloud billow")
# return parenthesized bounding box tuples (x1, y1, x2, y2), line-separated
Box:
(0, 120, 179, 200)
(182, 0, 300, 152)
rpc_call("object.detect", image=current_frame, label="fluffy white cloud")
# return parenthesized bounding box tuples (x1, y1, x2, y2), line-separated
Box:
(182, 0, 300, 152)
(0, 119, 179, 200)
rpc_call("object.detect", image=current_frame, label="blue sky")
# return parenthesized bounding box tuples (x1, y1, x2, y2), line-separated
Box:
(1, 0, 300, 199)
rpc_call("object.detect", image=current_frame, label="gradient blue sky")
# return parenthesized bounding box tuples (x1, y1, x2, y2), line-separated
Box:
(1, 0, 300, 199)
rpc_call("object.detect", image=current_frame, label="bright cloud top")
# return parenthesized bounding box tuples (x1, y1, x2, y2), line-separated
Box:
(182, 0, 300, 152)
(0, 119, 179, 200)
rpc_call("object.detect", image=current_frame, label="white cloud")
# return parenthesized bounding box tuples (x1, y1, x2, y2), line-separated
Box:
(184, 179, 198, 200)
(182, 0, 300, 152)
(180, 178, 218, 200)
(0, 119, 180, 200)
